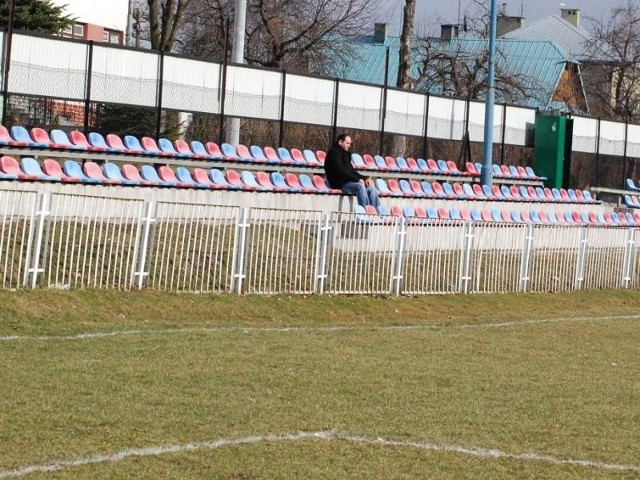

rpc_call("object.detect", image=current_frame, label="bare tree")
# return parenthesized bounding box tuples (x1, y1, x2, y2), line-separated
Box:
(137, 0, 195, 51)
(583, 1, 640, 122)
(413, 38, 533, 104)
(179, 0, 383, 74)
(397, 0, 415, 89)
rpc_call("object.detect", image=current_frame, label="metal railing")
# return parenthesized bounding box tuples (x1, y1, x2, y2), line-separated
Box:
(0, 189, 637, 294)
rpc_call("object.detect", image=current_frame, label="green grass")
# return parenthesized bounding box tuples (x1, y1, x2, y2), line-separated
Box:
(1, 289, 640, 479)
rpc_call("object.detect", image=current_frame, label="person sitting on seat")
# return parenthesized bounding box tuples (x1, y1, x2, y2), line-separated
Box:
(324, 133, 380, 208)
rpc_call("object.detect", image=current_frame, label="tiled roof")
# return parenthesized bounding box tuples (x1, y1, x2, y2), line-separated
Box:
(502, 15, 592, 60)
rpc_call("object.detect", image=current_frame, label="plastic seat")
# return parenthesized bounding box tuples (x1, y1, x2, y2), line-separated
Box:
(175, 166, 207, 188)
(410, 180, 425, 197)
(206, 168, 235, 189)
(159, 138, 190, 158)
(470, 209, 483, 221)
(272, 171, 299, 192)
(299, 174, 319, 193)
(256, 171, 279, 191)
(399, 179, 414, 196)
(459, 208, 471, 221)
(421, 181, 436, 198)
(490, 209, 502, 222)
(537, 211, 549, 224)
(278, 147, 298, 165)
(192, 168, 220, 188)
(11, 125, 47, 147)
(285, 172, 314, 193)
(223, 169, 252, 190)
(30, 127, 65, 149)
(175, 139, 205, 159)
(395, 157, 411, 172)
(427, 158, 440, 173)
(465, 161, 480, 176)
(442, 182, 457, 199)
(190, 140, 218, 160)
(106, 134, 139, 154)
(375, 178, 392, 197)
(263, 146, 283, 164)
(437, 159, 452, 174)
(103, 162, 139, 186)
(140, 165, 175, 187)
(0, 156, 38, 180)
(387, 179, 406, 197)
(18, 157, 60, 181)
(84, 161, 119, 184)
(390, 205, 403, 217)
(236, 144, 254, 162)
(157, 165, 190, 187)
(70, 131, 105, 152)
(42, 159, 81, 183)
(362, 154, 377, 170)
(206, 142, 228, 159)
(509, 210, 522, 223)
(121, 135, 152, 155)
(406, 157, 420, 172)
(218, 143, 238, 161)
(374, 155, 388, 170)
(88, 132, 122, 153)
(351, 153, 366, 169)
(315, 150, 326, 163)
(139, 136, 171, 156)
(462, 183, 477, 199)
(51, 129, 85, 150)
(453, 183, 466, 198)
(449, 207, 462, 220)
(63, 160, 101, 184)
(447, 160, 464, 175)
(250, 145, 269, 163)
(0, 124, 24, 146)
(241, 170, 269, 191)
(384, 156, 400, 171)
(120, 164, 156, 186)
(402, 205, 415, 218)
(303, 149, 321, 166)
(426, 207, 439, 220)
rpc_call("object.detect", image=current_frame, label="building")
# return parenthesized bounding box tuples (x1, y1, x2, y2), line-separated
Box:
(49, 0, 129, 45)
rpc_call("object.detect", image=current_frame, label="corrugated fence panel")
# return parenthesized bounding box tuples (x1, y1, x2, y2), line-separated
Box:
(336, 82, 383, 132)
(385, 89, 426, 136)
(225, 65, 282, 120)
(9, 35, 87, 100)
(627, 124, 640, 159)
(427, 96, 466, 141)
(284, 74, 335, 126)
(162, 55, 221, 114)
(91, 45, 159, 106)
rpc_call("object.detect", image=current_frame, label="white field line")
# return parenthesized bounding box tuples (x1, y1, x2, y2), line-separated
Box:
(1, 430, 639, 478)
(1, 314, 640, 342)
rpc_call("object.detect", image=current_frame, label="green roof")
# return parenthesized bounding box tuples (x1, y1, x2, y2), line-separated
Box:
(336, 34, 577, 111)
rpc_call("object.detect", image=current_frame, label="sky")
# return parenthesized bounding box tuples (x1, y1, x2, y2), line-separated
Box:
(49, 0, 129, 32)
(380, 0, 631, 34)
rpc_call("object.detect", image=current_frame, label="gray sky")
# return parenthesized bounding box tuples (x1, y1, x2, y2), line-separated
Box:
(379, 0, 630, 34)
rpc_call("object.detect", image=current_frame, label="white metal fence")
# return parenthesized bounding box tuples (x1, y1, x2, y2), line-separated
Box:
(0, 189, 638, 294)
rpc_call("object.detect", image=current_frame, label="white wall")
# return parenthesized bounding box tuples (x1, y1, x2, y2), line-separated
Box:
(50, 0, 129, 32)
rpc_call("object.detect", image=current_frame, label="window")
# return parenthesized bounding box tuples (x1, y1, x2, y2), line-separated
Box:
(73, 23, 84, 37)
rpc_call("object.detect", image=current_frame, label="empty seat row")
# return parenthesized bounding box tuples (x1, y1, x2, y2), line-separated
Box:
(375, 177, 598, 205)
(355, 204, 638, 228)
(0, 124, 547, 183)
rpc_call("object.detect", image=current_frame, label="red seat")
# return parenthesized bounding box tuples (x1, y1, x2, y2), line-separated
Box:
(263, 146, 281, 163)
(387, 179, 406, 196)
(83, 161, 119, 184)
(284, 172, 313, 193)
(447, 160, 464, 175)
(41, 159, 80, 183)
(225, 169, 253, 190)
(121, 164, 156, 186)
(192, 168, 219, 188)
(315, 150, 326, 163)
(31, 127, 66, 149)
(141, 136, 171, 156)
(459, 208, 471, 221)
(390, 205, 403, 217)
(174, 139, 202, 158)
(406, 157, 419, 171)
(70, 131, 105, 152)
(427, 158, 439, 172)
(501, 210, 512, 222)
(437, 207, 450, 219)
(236, 144, 254, 161)
(501, 164, 512, 178)
(362, 154, 377, 169)
(465, 162, 480, 176)
(453, 183, 465, 198)
(414, 206, 427, 218)
(1, 155, 39, 180)
(206, 142, 227, 159)
(385, 156, 399, 170)
(481, 210, 493, 222)
(107, 133, 140, 154)
(159, 165, 191, 187)
(290, 148, 306, 164)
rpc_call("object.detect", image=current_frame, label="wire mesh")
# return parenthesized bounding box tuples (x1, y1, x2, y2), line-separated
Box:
(0, 189, 38, 289)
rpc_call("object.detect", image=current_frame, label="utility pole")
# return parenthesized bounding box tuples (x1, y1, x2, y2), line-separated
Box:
(226, 0, 247, 146)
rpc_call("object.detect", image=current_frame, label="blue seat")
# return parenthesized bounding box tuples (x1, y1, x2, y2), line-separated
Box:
(159, 138, 189, 158)
(11, 125, 47, 147)
(220, 143, 241, 161)
(509, 165, 520, 178)
(241, 171, 269, 191)
(426, 207, 438, 219)
(374, 155, 388, 170)
(563, 211, 575, 224)
(122, 135, 152, 155)
(421, 181, 435, 198)
(103, 162, 138, 186)
(500, 185, 514, 200)
(250, 145, 269, 163)
(395, 157, 410, 171)
(402, 205, 415, 217)
(526, 166, 546, 180)
(140, 164, 175, 187)
(190, 140, 216, 160)
(567, 189, 578, 201)
(351, 153, 366, 169)
(449, 207, 462, 220)
(303, 149, 321, 165)
(470, 209, 483, 221)
(208, 168, 236, 189)
(492, 164, 503, 177)
(481, 184, 495, 199)
(375, 178, 392, 196)
(21, 157, 61, 181)
(491, 209, 502, 222)
(530, 210, 542, 224)
(510, 210, 522, 223)
(626, 178, 640, 191)
(377, 204, 391, 216)
(399, 179, 414, 196)
(88, 132, 122, 153)
(63, 160, 100, 184)
(277, 147, 295, 164)
(462, 183, 476, 199)
(271, 172, 299, 192)
(175, 166, 207, 188)
(417, 158, 429, 172)
(437, 159, 452, 174)
(51, 129, 85, 150)
(298, 174, 320, 193)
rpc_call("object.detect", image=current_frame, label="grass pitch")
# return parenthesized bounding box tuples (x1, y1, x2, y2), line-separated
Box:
(1, 289, 639, 479)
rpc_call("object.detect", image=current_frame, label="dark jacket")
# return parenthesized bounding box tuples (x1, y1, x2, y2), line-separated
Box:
(324, 143, 366, 189)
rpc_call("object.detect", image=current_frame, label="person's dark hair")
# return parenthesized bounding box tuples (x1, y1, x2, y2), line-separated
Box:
(336, 133, 349, 143)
